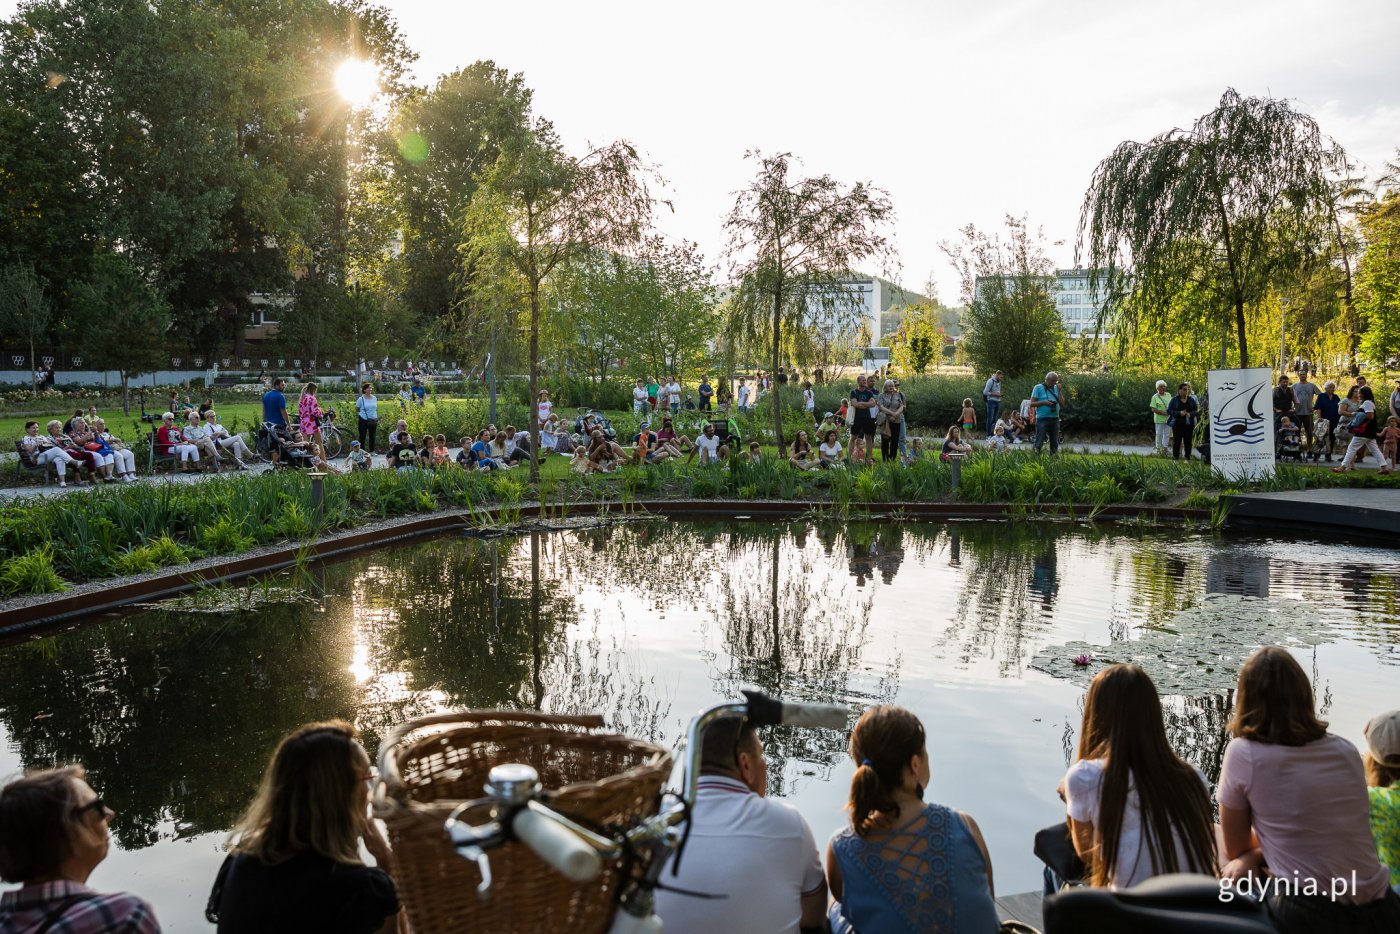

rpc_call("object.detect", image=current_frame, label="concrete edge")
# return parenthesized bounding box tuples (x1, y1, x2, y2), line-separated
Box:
(0, 499, 1209, 638)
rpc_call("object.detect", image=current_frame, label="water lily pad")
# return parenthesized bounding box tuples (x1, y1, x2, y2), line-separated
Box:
(1030, 594, 1327, 694)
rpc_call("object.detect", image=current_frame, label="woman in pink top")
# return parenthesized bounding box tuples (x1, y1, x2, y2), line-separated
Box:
(297, 382, 325, 457)
(1219, 646, 1400, 932)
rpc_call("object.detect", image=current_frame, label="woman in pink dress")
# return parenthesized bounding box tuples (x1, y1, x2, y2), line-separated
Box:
(298, 382, 326, 459)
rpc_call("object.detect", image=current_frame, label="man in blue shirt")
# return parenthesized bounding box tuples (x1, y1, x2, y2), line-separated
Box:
(698, 377, 714, 412)
(1030, 372, 1064, 455)
(411, 379, 427, 405)
(982, 370, 1004, 437)
(261, 378, 288, 427)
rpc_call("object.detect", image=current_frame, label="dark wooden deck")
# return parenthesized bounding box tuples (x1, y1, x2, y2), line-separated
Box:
(996, 889, 1044, 929)
(1226, 488, 1400, 541)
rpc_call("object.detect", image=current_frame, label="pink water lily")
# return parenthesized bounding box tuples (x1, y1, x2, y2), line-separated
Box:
(1072, 654, 1091, 667)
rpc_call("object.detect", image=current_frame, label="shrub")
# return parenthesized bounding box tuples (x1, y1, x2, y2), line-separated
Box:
(198, 515, 256, 554)
(0, 544, 67, 596)
(405, 399, 492, 443)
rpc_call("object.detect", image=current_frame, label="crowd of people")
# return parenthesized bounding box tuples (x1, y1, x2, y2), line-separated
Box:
(1, 646, 1396, 933)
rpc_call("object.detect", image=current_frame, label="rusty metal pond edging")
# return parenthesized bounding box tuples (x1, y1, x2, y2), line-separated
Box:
(0, 499, 1209, 639)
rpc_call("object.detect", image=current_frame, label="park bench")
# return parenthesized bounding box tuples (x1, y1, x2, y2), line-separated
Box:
(14, 440, 60, 486)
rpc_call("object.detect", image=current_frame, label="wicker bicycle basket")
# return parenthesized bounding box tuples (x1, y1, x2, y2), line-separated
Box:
(374, 710, 672, 934)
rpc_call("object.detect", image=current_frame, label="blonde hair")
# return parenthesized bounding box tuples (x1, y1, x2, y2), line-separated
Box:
(230, 721, 365, 866)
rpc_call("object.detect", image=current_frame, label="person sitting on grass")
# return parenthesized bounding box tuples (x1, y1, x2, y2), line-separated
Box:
(1362, 709, 1400, 891)
(156, 412, 201, 473)
(455, 437, 473, 469)
(848, 434, 869, 466)
(0, 766, 161, 933)
(817, 412, 841, 443)
(346, 441, 370, 471)
(469, 429, 505, 470)
(987, 424, 1009, 454)
(388, 432, 415, 470)
(19, 420, 80, 486)
(902, 437, 926, 466)
(941, 425, 972, 461)
(632, 424, 671, 465)
(746, 440, 762, 464)
(789, 430, 818, 470)
(587, 430, 620, 473)
(386, 419, 409, 449)
(691, 422, 729, 465)
(656, 417, 691, 453)
(487, 429, 509, 463)
(569, 444, 591, 474)
(432, 434, 450, 468)
(818, 429, 843, 468)
(504, 427, 533, 466)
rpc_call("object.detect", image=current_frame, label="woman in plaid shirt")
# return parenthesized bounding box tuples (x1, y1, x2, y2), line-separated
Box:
(0, 765, 160, 932)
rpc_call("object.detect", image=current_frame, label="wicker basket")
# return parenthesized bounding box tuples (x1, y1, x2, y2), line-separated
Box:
(374, 710, 672, 934)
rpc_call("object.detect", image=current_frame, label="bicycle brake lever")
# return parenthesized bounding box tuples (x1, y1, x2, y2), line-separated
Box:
(457, 843, 493, 900)
(447, 819, 505, 901)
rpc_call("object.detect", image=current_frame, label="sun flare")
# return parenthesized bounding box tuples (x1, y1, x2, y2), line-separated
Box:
(334, 59, 379, 106)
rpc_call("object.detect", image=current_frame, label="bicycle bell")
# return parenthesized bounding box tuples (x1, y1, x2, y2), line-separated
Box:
(485, 763, 540, 806)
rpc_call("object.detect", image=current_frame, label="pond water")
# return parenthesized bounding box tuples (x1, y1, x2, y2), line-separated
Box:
(1, 519, 1397, 930)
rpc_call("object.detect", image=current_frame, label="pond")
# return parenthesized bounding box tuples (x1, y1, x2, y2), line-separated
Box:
(1, 519, 1397, 930)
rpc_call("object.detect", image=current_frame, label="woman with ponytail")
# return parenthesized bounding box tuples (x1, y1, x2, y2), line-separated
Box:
(826, 705, 999, 933)
(1059, 664, 1216, 889)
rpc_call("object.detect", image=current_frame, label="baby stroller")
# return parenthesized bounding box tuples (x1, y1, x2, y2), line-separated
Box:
(572, 408, 616, 442)
(1307, 415, 1333, 462)
(255, 423, 317, 469)
(1277, 423, 1303, 463)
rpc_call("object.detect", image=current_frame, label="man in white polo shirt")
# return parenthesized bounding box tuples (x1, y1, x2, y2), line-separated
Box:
(654, 716, 826, 934)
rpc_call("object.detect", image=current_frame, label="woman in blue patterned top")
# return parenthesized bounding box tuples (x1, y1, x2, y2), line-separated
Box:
(826, 705, 1000, 933)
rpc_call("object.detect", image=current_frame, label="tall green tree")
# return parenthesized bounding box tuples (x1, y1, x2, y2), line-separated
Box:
(69, 252, 171, 413)
(1356, 196, 1400, 369)
(0, 262, 51, 395)
(461, 123, 656, 481)
(722, 151, 894, 456)
(887, 299, 952, 374)
(386, 61, 533, 320)
(1078, 88, 1347, 367)
(942, 215, 1064, 378)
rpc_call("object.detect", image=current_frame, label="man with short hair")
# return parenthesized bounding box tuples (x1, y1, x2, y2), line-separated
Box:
(1272, 374, 1295, 443)
(737, 378, 751, 414)
(1291, 369, 1320, 452)
(1031, 371, 1064, 455)
(261, 378, 289, 428)
(698, 376, 714, 412)
(982, 369, 1004, 437)
(653, 717, 826, 934)
(849, 374, 878, 464)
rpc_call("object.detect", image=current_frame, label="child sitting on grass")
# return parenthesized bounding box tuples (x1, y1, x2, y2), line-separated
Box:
(746, 441, 762, 464)
(987, 424, 1009, 454)
(901, 437, 925, 467)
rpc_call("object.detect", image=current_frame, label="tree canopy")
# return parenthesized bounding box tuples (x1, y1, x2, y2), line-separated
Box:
(1078, 88, 1347, 368)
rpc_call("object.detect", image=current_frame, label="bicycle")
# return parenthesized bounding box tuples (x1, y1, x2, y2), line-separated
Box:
(317, 407, 346, 459)
(378, 690, 846, 933)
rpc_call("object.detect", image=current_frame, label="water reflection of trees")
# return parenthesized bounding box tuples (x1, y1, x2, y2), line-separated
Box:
(0, 602, 358, 848)
(944, 523, 1072, 676)
(705, 528, 893, 793)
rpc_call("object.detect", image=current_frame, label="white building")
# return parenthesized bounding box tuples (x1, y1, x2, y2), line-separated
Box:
(973, 267, 1112, 339)
(805, 275, 927, 345)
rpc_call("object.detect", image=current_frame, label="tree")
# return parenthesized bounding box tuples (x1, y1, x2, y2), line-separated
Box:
(461, 123, 656, 481)
(1356, 193, 1400, 368)
(0, 263, 51, 395)
(722, 151, 894, 456)
(69, 252, 171, 414)
(1079, 88, 1347, 367)
(941, 215, 1064, 378)
(887, 299, 951, 374)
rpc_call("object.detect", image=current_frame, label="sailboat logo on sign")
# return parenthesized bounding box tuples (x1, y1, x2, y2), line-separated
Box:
(1212, 379, 1268, 446)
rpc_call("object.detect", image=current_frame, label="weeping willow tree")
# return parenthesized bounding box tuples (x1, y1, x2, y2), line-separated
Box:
(722, 151, 895, 456)
(1078, 88, 1346, 368)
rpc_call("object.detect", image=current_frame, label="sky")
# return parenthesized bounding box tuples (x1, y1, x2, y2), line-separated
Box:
(5, 0, 1398, 301)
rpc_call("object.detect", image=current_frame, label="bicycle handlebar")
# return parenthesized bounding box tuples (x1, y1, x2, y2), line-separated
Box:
(513, 803, 603, 883)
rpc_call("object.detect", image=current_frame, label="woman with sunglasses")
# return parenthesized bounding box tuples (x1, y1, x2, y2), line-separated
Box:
(207, 721, 400, 934)
(0, 765, 161, 931)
